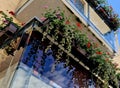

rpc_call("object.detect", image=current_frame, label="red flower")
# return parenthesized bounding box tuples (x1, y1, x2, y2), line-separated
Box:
(65, 20, 70, 24)
(40, 17, 46, 21)
(96, 51, 102, 55)
(56, 13, 62, 19)
(0, 11, 3, 13)
(76, 22, 81, 28)
(21, 22, 25, 26)
(9, 11, 15, 16)
(86, 42, 91, 48)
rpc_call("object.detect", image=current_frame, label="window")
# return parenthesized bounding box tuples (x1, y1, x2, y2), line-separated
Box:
(70, 0, 85, 14)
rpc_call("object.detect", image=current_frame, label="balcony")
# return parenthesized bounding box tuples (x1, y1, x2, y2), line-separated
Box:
(7, 17, 112, 87)
(86, 0, 120, 31)
(85, 0, 100, 9)
(0, 23, 19, 46)
(1, 15, 119, 87)
(63, 0, 117, 52)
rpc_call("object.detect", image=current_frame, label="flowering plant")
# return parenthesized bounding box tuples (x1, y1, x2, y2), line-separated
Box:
(42, 8, 120, 87)
(87, 0, 120, 31)
(97, 3, 120, 30)
(0, 11, 13, 30)
(104, 5, 120, 28)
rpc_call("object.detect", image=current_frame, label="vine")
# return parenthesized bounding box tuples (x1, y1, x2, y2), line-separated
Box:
(41, 8, 120, 87)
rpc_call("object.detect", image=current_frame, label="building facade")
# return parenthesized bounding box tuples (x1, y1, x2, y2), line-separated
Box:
(0, 0, 120, 88)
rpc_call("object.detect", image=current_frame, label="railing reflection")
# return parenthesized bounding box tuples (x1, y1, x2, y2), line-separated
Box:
(10, 30, 97, 88)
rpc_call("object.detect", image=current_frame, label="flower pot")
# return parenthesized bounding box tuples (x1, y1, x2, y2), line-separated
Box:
(97, 8, 108, 19)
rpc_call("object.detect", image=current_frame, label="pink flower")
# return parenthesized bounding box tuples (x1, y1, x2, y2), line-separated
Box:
(43, 5, 48, 9)
(56, 13, 62, 19)
(9, 11, 15, 16)
(2, 19, 9, 24)
(109, 6, 113, 11)
(40, 17, 46, 21)
(56, 12, 60, 15)
(58, 16, 62, 19)
(33, 70, 38, 75)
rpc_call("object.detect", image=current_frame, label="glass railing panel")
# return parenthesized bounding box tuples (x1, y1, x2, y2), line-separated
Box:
(67, 0, 116, 52)
(70, 0, 84, 14)
(9, 27, 98, 88)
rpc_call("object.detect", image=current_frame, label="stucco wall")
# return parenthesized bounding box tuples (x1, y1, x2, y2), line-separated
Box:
(0, 0, 20, 13)
(16, 0, 111, 34)
(16, 0, 78, 23)
(0, 0, 23, 24)
(15, 0, 113, 53)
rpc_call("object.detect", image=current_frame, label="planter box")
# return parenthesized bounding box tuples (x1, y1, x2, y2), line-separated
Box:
(105, 18, 118, 31)
(97, 6, 109, 20)
(86, 0, 99, 9)
(96, 6, 119, 31)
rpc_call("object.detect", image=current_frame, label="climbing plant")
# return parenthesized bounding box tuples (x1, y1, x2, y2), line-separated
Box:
(0, 11, 13, 30)
(41, 8, 120, 87)
(41, 8, 75, 65)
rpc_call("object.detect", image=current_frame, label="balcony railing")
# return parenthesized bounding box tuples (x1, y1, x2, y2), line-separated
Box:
(85, 0, 100, 9)
(70, 0, 84, 14)
(66, 0, 116, 52)
(85, 0, 120, 31)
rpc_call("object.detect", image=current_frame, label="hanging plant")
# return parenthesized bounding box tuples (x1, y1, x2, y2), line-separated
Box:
(42, 8, 120, 87)
(0, 11, 13, 30)
(0, 11, 21, 31)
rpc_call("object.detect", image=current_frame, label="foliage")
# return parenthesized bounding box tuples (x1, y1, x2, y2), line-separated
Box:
(0, 11, 13, 30)
(42, 8, 120, 87)
(42, 8, 75, 65)
(88, 0, 120, 31)
(0, 11, 21, 31)
(4, 38, 20, 55)
(97, 0, 106, 5)
(116, 73, 120, 80)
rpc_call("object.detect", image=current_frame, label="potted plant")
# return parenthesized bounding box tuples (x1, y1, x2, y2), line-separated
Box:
(86, 0, 99, 8)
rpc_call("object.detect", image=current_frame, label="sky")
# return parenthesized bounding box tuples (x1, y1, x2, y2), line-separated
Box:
(107, 0, 120, 17)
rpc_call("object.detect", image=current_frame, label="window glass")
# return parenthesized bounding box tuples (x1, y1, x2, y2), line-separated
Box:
(70, 0, 84, 14)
